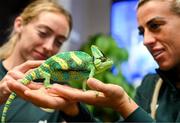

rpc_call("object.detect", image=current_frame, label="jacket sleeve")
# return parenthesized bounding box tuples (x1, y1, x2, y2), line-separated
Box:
(124, 107, 155, 122)
(122, 73, 159, 122)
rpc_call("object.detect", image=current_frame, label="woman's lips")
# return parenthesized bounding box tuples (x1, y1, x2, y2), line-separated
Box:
(152, 49, 165, 60)
(33, 51, 47, 60)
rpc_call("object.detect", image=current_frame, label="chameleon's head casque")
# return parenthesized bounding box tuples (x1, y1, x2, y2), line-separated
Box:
(91, 45, 113, 74)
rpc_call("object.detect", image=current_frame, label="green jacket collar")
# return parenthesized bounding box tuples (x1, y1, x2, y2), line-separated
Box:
(156, 68, 179, 92)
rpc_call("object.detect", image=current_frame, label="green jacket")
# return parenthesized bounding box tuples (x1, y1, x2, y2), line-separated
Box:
(130, 69, 180, 122)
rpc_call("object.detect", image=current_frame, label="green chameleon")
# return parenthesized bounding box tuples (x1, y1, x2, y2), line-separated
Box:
(1, 45, 113, 123)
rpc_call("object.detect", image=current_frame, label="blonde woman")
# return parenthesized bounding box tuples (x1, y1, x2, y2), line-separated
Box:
(0, 0, 95, 122)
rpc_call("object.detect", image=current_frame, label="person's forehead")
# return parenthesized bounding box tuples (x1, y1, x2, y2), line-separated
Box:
(30, 11, 67, 26)
(34, 12, 69, 36)
(137, 1, 173, 25)
(137, 1, 172, 17)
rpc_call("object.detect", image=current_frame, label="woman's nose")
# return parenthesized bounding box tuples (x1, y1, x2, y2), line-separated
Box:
(42, 38, 54, 52)
(143, 31, 156, 47)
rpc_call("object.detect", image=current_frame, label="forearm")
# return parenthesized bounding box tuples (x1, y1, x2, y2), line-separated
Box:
(116, 93, 154, 122)
(116, 93, 139, 118)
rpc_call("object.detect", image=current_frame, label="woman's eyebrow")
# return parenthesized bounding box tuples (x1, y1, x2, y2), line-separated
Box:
(37, 25, 53, 32)
(37, 25, 68, 39)
(146, 17, 165, 26)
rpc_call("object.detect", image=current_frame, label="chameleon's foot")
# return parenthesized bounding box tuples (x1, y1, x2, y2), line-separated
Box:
(82, 81, 87, 91)
(95, 91, 100, 98)
(45, 84, 52, 89)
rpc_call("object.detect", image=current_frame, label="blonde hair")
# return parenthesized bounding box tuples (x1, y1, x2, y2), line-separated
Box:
(0, 0, 72, 60)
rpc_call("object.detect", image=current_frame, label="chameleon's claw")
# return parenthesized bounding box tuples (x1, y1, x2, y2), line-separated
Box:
(82, 81, 87, 91)
(45, 84, 52, 89)
(95, 91, 100, 98)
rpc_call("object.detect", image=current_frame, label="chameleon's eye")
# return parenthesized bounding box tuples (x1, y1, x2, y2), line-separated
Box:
(100, 57, 106, 62)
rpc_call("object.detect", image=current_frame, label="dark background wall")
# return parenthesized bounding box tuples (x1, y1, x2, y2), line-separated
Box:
(0, 0, 32, 46)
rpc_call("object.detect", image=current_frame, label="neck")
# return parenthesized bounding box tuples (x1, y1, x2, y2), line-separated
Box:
(165, 67, 180, 88)
(171, 67, 180, 81)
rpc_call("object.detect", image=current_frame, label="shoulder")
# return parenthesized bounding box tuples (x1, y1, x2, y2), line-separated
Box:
(139, 73, 159, 91)
(134, 73, 160, 111)
(136, 73, 160, 95)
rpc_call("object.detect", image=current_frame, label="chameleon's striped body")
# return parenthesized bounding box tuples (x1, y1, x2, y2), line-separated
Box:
(1, 45, 113, 123)
(24, 51, 93, 84)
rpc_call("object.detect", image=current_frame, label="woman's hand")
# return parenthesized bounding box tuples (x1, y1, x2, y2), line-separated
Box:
(6, 73, 138, 118)
(0, 60, 43, 104)
(48, 78, 139, 118)
(7, 79, 79, 116)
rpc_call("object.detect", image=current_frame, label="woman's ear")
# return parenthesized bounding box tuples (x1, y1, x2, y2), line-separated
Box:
(14, 16, 23, 33)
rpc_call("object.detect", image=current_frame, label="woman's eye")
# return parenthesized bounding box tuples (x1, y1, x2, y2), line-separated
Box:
(55, 39, 63, 47)
(38, 31, 48, 38)
(149, 22, 160, 31)
(138, 27, 144, 36)
(139, 29, 144, 36)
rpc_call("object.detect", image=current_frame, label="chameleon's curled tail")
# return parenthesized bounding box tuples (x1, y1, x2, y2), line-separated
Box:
(1, 69, 38, 123)
(1, 70, 38, 123)
(1, 74, 33, 123)
(1, 92, 17, 123)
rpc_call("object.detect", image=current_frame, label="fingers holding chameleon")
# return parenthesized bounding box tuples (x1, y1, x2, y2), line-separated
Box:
(39, 78, 127, 110)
